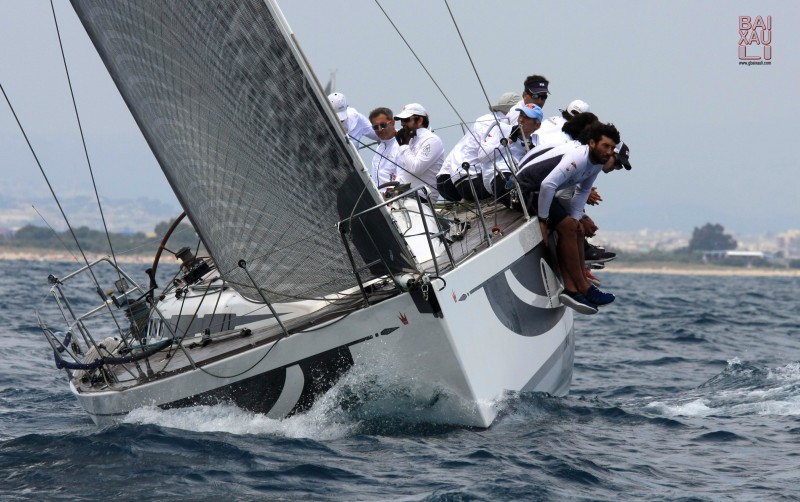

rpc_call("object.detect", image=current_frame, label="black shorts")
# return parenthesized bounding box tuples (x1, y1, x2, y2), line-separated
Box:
(526, 191, 569, 229)
(545, 197, 569, 229)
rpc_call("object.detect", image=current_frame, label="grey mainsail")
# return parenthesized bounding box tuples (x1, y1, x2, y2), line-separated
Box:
(71, 0, 415, 302)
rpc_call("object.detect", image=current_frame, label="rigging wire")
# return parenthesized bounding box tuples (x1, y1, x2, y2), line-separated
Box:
(0, 83, 94, 275)
(442, 0, 525, 181)
(49, 1, 126, 280)
(440, 0, 516, 163)
(372, 0, 472, 133)
(50, 3, 155, 374)
(1, 80, 144, 375)
(31, 204, 80, 263)
(212, 226, 375, 303)
(2, 2, 150, 370)
(50, 0, 150, 367)
(442, 0, 495, 121)
(349, 135, 425, 188)
(373, 0, 512, 186)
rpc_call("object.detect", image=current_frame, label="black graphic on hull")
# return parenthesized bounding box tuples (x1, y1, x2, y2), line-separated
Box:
(290, 346, 354, 415)
(160, 345, 354, 415)
(469, 246, 564, 337)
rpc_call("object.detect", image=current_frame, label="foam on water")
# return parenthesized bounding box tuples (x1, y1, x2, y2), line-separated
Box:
(767, 361, 800, 381)
(123, 403, 357, 440)
(644, 398, 713, 417)
(643, 359, 800, 418)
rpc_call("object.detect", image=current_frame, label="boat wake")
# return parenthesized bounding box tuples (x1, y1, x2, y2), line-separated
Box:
(643, 358, 800, 418)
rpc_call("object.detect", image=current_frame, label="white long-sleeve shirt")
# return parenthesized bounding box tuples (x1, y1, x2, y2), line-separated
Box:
(397, 127, 443, 202)
(439, 111, 510, 183)
(533, 115, 568, 146)
(503, 98, 526, 125)
(527, 118, 579, 206)
(537, 144, 604, 219)
(370, 137, 400, 191)
(343, 107, 378, 148)
(479, 121, 516, 192)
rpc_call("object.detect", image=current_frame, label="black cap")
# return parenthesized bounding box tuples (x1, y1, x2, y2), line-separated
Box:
(525, 81, 550, 95)
(614, 142, 632, 170)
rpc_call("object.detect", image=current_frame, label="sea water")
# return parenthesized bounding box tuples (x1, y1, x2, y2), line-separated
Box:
(1, 259, 799, 500)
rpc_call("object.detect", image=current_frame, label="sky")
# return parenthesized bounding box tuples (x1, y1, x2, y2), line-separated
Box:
(1, 1, 798, 235)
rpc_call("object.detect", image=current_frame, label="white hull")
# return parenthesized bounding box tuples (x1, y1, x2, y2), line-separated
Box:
(72, 219, 571, 428)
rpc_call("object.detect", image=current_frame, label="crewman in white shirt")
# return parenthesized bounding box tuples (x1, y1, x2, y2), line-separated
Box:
(437, 92, 519, 203)
(482, 102, 543, 207)
(367, 107, 400, 193)
(535, 99, 591, 146)
(505, 75, 550, 125)
(328, 92, 378, 148)
(393, 103, 443, 203)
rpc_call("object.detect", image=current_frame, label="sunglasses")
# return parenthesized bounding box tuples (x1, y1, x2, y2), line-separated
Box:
(532, 93, 548, 101)
(371, 122, 390, 131)
(400, 116, 418, 123)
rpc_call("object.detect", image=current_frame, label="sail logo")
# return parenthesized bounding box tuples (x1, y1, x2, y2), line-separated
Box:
(738, 16, 772, 65)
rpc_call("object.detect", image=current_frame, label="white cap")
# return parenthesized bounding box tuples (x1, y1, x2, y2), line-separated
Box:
(565, 99, 590, 116)
(328, 92, 348, 120)
(490, 92, 522, 114)
(394, 103, 428, 119)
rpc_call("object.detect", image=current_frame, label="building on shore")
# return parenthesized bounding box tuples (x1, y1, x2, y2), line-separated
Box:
(777, 230, 800, 258)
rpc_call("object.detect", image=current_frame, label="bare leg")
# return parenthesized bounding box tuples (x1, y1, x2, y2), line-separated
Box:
(556, 240, 577, 293)
(555, 218, 588, 293)
(574, 222, 591, 294)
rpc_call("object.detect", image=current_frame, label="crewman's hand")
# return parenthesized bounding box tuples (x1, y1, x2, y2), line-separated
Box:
(539, 219, 549, 247)
(396, 128, 410, 146)
(581, 215, 598, 237)
(587, 187, 602, 205)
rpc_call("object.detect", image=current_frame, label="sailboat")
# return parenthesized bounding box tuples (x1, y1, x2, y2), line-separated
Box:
(38, 0, 574, 428)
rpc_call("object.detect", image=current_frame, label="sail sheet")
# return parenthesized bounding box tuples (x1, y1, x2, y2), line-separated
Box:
(71, 0, 416, 302)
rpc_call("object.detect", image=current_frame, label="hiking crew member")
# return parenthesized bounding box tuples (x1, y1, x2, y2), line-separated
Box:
(517, 122, 628, 314)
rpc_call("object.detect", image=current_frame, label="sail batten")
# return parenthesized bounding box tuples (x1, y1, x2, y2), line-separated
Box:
(71, 0, 415, 302)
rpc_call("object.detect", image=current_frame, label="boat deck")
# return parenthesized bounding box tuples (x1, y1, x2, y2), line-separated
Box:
(73, 285, 398, 392)
(426, 202, 528, 274)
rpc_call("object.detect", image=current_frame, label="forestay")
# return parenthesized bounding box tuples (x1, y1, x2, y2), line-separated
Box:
(71, 0, 416, 302)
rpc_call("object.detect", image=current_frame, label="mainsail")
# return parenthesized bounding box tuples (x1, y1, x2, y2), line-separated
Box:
(71, 0, 416, 302)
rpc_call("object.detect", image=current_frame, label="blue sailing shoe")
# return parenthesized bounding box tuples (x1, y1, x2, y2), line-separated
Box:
(585, 285, 615, 306)
(558, 290, 598, 315)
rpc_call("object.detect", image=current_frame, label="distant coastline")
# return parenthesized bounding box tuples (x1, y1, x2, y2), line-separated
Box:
(603, 261, 800, 277)
(2, 246, 798, 277)
(0, 247, 172, 265)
